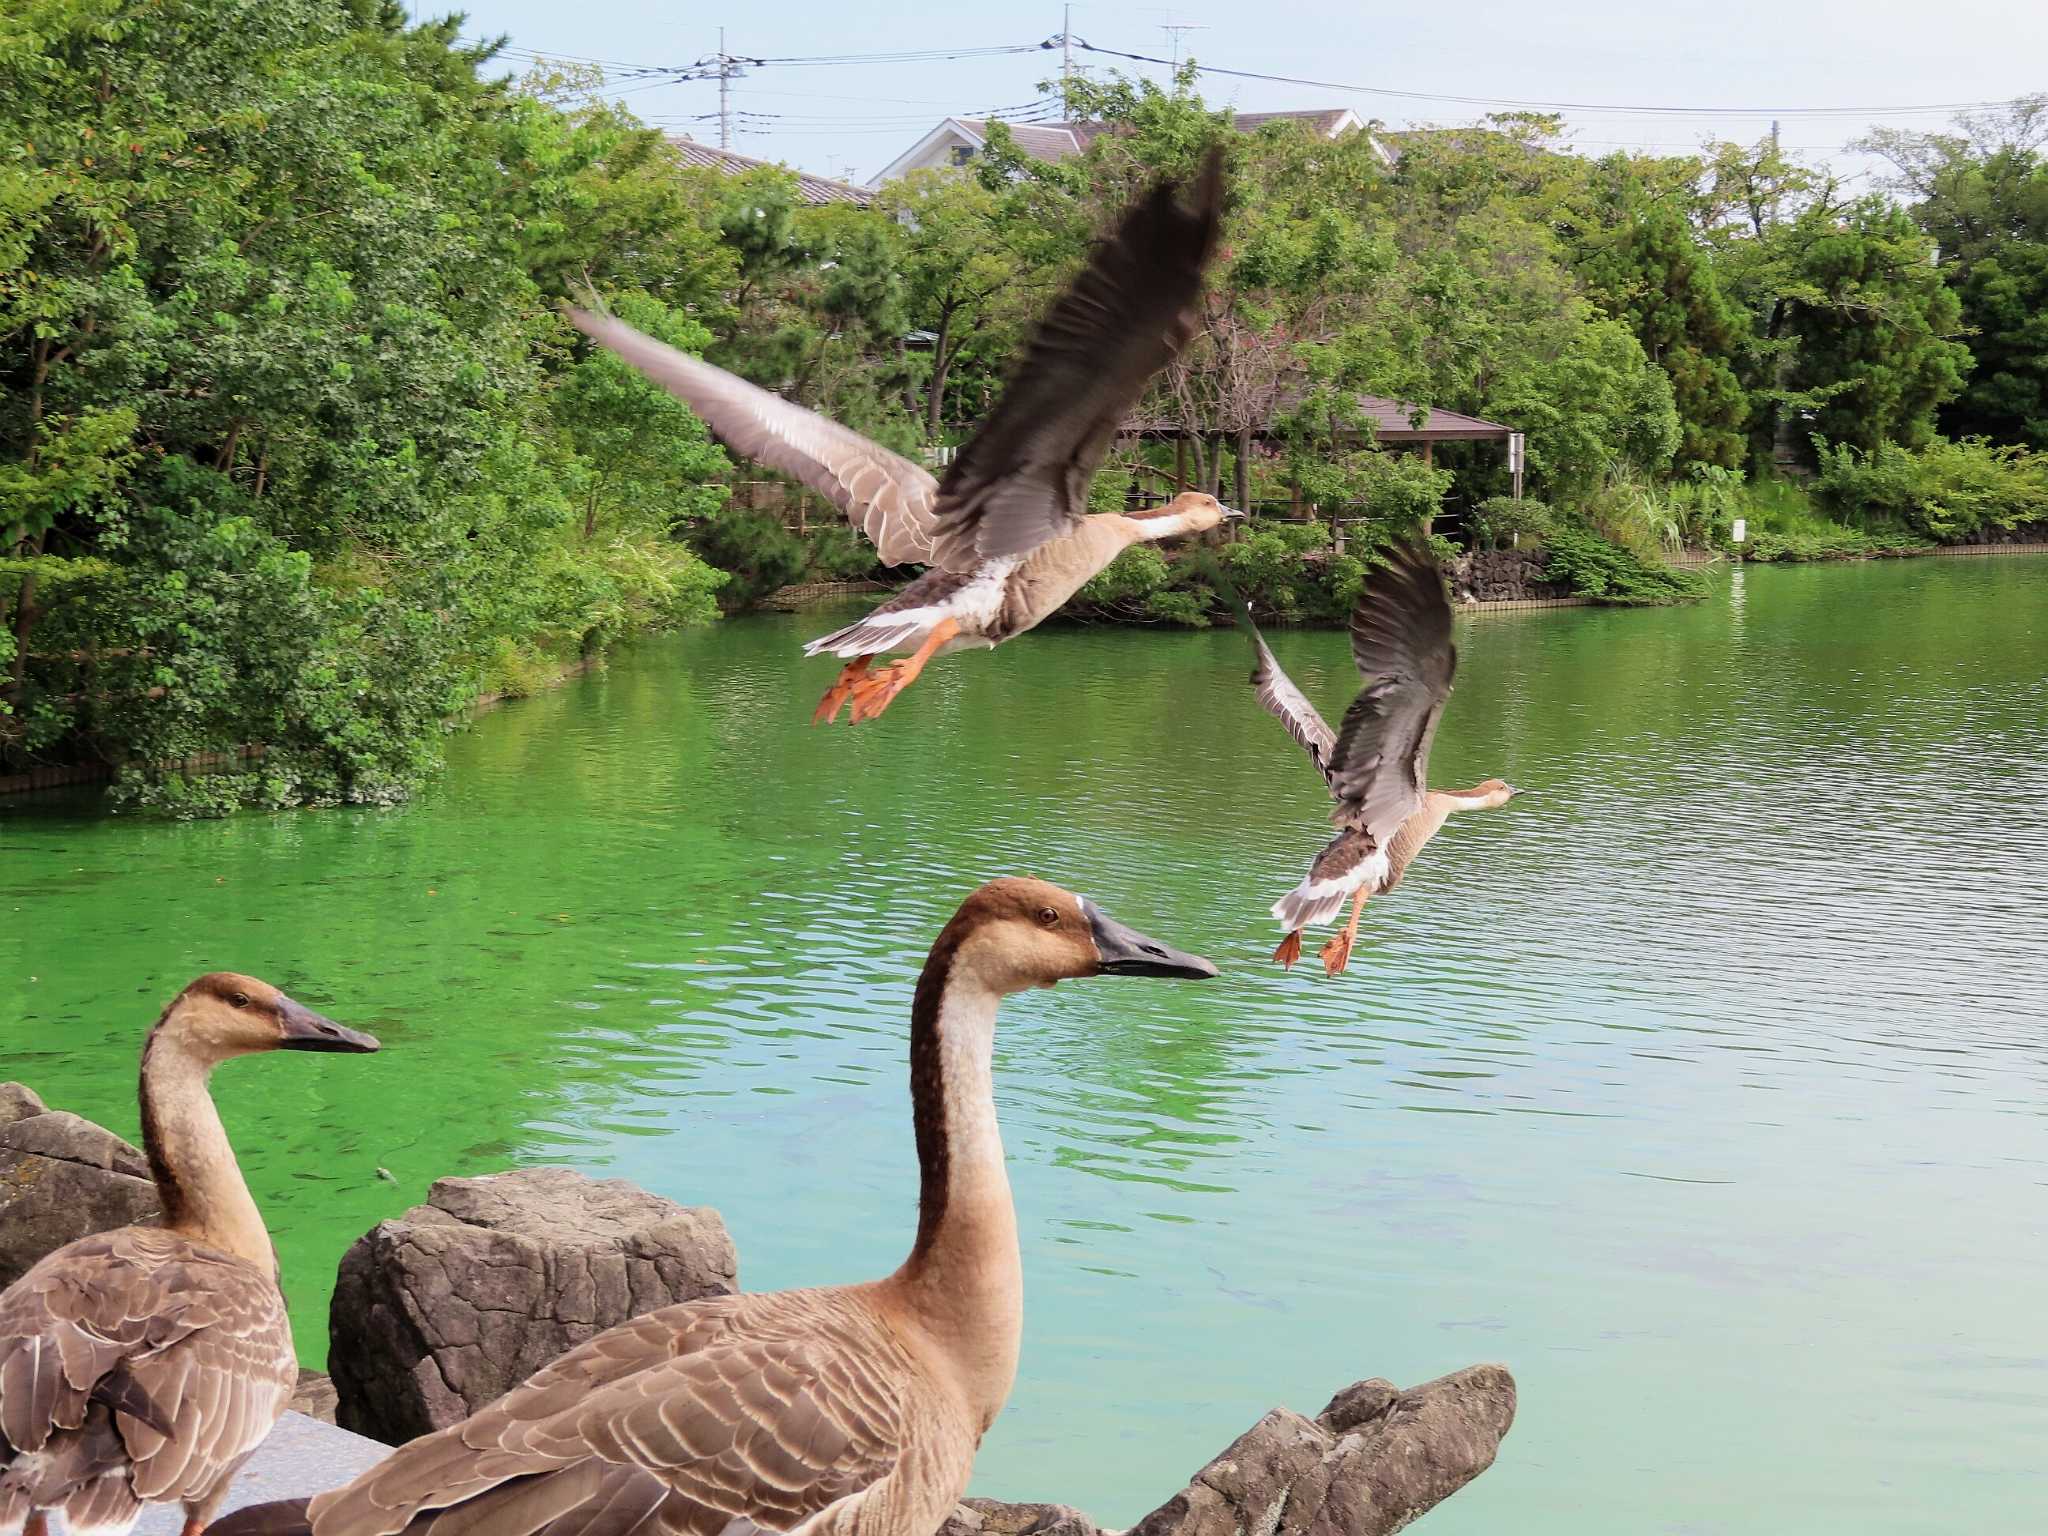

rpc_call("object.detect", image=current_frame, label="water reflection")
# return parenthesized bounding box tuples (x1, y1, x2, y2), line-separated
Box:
(4, 556, 2046, 1533)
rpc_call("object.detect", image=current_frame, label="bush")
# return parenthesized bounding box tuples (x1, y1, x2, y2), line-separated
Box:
(1812, 436, 2048, 542)
(797, 522, 885, 581)
(1541, 521, 1708, 604)
(687, 507, 808, 609)
(1471, 496, 1554, 550)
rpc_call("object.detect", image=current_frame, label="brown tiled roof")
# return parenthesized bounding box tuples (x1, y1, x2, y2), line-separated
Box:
(1233, 109, 1355, 136)
(957, 109, 1357, 167)
(1131, 389, 1514, 441)
(665, 137, 871, 206)
(952, 121, 1091, 163)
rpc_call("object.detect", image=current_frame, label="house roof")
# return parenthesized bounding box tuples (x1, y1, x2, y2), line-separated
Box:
(1130, 391, 1516, 442)
(872, 108, 1379, 184)
(666, 137, 871, 206)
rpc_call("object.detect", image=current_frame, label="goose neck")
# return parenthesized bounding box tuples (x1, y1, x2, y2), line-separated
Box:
(139, 1026, 274, 1272)
(897, 936, 1023, 1415)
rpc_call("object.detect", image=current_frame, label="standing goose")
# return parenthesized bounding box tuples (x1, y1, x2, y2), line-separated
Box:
(1232, 539, 1519, 976)
(565, 148, 1237, 725)
(0, 973, 379, 1536)
(210, 879, 1214, 1536)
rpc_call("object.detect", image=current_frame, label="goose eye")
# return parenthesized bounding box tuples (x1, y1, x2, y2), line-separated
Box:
(1035, 907, 1060, 928)
(229, 991, 250, 1009)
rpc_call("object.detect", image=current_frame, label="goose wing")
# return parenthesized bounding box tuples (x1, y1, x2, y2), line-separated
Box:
(926, 147, 1226, 571)
(1222, 582, 1337, 784)
(0, 1229, 293, 1513)
(257, 1292, 929, 1536)
(1326, 537, 1458, 840)
(564, 308, 943, 570)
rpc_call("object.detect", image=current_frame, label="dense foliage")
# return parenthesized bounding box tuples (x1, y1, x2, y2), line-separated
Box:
(5, 10, 2041, 812)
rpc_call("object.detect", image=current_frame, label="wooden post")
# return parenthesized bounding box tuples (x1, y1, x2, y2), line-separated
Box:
(1174, 436, 1188, 492)
(1233, 428, 1252, 513)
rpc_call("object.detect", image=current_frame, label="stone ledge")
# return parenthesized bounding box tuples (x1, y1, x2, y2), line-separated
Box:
(134, 1413, 387, 1534)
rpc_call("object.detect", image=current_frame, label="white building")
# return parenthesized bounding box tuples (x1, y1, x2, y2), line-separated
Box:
(870, 108, 1390, 186)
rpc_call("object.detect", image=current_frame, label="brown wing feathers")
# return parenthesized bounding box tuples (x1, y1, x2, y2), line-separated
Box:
(1326, 537, 1458, 839)
(1, 1230, 293, 1527)
(561, 308, 942, 570)
(928, 148, 1227, 571)
(1221, 579, 1339, 781)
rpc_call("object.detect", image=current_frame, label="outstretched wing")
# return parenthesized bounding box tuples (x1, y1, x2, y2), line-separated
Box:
(0, 1229, 294, 1511)
(1327, 537, 1458, 840)
(564, 308, 943, 570)
(1221, 580, 1337, 783)
(926, 147, 1226, 571)
(266, 1291, 929, 1536)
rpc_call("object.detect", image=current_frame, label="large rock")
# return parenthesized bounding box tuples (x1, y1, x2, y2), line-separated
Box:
(940, 1365, 1515, 1536)
(329, 1166, 739, 1444)
(0, 1083, 162, 1288)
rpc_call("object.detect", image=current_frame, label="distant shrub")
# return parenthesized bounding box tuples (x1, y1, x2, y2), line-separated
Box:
(1471, 496, 1554, 550)
(1812, 436, 2048, 542)
(798, 522, 883, 581)
(1542, 520, 1708, 604)
(688, 506, 806, 609)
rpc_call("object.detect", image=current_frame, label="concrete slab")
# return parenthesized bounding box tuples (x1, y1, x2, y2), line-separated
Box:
(135, 1412, 389, 1533)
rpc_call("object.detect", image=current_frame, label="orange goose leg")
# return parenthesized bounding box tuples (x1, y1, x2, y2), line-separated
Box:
(847, 618, 959, 723)
(813, 656, 874, 725)
(26, 1515, 48, 1536)
(1272, 930, 1304, 968)
(1319, 888, 1369, 977)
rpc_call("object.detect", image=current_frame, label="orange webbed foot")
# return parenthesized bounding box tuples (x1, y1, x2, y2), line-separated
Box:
(813, 657, 874, 725)
(846, 661, 916, 723)
(1319, 928, 1356, 976)
(1272, 930, 1304, 969)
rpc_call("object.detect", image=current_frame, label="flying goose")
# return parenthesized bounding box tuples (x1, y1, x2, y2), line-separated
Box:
(566, 147, 1237, 725)
(1232, 538, 1519, 976)
(0, 973, 379, 1536)
(210, 880, 1213, 1536)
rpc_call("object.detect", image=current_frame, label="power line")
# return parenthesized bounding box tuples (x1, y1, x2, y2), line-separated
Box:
(1064, 37, 2025, 119)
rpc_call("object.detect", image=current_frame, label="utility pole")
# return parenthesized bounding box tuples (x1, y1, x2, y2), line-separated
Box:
(718, 27, 732, 150)
(1061, 3, 1073, 110)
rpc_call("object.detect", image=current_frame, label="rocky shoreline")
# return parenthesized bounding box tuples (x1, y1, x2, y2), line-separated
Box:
(1, 1087, 1516, 1532)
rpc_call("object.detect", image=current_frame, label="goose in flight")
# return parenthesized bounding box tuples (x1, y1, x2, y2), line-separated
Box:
(1231, 538, 1519, 975)
(566, 148, 1236, 724)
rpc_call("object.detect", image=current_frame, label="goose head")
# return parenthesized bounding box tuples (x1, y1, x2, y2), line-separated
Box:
(945, 878, 1218, 994)
(1465, 778, 1521, 811)
(1128, 492, 1244, 542)
(157, 972, 380, 1064)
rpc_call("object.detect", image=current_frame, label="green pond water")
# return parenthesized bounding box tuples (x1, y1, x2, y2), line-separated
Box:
(4, 555, 2047, 1532)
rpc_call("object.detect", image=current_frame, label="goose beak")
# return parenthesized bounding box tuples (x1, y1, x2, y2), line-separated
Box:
(1221, 506, 1247, 521)
(277, 996, 381, 1054)
(1081, 899, 1218, 979)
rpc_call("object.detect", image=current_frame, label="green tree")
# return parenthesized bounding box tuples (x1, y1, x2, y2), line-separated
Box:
(1568, 159, 1750, 468)
(1859, 99, 2048, 446)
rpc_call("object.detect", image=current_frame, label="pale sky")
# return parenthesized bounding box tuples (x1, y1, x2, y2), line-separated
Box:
(442, 0, 2048, 187)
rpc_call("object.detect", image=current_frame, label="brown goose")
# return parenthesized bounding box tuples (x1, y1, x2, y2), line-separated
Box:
(210, 880, 1214, 1536)
(1230, 538, 1519, 976)
(565, 148, 1236, 725)
(0, 973, 378, 1536)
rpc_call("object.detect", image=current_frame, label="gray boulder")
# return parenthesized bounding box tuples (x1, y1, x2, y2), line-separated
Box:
(941, 1365, 1516, 1536)
(0, 1083, 161, 1289)
(329, 1165, 739, 1444)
